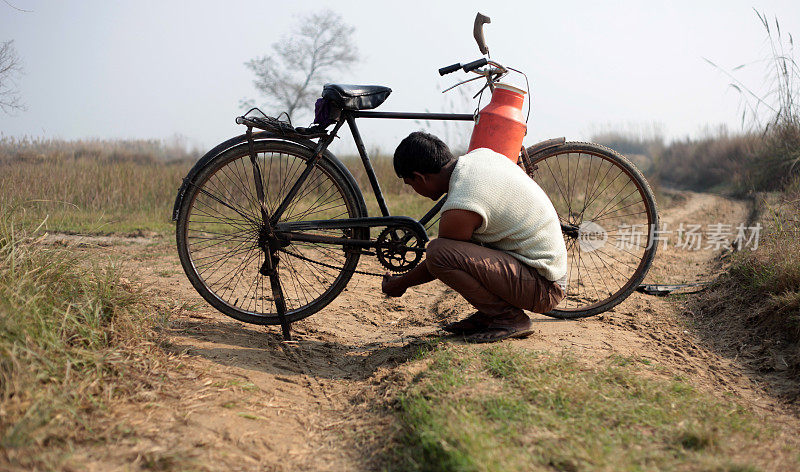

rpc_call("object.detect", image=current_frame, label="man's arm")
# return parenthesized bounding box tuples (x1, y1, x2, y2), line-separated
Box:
(437, 209, 483, 241)
(382, 209, 482, 297)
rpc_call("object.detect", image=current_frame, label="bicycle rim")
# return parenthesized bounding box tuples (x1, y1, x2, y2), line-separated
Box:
(176, 141, 363, 325)
(526, 142, 658, 318)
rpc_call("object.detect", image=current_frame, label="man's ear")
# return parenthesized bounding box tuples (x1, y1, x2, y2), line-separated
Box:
(412, 171, 427, 183)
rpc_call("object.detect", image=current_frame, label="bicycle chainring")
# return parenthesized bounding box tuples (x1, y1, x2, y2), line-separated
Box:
(375, 226, 426, 273)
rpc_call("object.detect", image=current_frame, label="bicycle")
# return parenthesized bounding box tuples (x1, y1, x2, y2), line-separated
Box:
(172, 13, 659, 340)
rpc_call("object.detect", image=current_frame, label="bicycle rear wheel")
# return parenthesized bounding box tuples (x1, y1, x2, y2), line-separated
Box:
(524, 142, 658, 318)
(176, 140, 365, 325)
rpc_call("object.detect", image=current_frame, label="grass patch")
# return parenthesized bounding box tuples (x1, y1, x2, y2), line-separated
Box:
(0, 207, 175, 468)
(385, 344, 788, 472)
(692, 182, 800, 375)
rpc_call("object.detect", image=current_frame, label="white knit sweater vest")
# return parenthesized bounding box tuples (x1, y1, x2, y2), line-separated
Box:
(441, 148, 568, 284)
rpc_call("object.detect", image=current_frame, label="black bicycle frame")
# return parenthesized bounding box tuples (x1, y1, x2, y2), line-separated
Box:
(259, 109, 579, 248)
(267, 109, 474, 232)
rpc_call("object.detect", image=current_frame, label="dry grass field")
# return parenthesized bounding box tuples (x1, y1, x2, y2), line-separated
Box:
(0, 137, 195, 234)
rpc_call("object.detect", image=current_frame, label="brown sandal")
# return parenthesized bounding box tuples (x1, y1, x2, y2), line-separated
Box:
(441, 312, 489, 335)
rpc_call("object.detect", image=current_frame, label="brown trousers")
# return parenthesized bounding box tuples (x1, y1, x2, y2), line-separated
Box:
(426, 238, 566, 323)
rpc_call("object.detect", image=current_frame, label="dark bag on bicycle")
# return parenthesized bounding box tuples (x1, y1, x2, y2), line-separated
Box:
(313, 97, 341, 127)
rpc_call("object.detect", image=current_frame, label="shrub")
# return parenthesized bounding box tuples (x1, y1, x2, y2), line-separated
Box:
(0, 207, 170, 464)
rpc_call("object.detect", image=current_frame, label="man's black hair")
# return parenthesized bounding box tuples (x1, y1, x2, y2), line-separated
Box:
(393, 131, 454, 178)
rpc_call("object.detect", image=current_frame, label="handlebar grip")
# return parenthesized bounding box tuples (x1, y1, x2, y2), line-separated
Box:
(473, 12, 491, 55)
(462, 58, 488, 73)
(438, 63, 463, 76)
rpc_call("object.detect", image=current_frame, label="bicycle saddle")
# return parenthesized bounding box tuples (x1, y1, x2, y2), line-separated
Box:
(322, 84, 392, 110)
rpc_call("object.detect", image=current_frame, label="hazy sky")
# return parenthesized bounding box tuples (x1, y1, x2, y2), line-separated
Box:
(1, 0, 799, 155)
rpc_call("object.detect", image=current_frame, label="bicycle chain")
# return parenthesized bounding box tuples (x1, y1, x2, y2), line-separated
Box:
(278, 248, 387, 277)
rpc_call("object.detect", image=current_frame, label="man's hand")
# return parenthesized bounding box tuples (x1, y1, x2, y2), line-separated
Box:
(382, 272, 408, 297)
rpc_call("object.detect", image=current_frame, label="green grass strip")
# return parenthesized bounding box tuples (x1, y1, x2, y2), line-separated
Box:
(388, 344, 787, 472)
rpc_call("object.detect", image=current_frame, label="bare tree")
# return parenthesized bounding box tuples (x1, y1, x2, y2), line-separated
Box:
(243, 10, 358, 122)
(0, 39, 24, 114)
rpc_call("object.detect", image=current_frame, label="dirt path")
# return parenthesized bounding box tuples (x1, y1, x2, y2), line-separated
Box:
(49, 190, 800, 471)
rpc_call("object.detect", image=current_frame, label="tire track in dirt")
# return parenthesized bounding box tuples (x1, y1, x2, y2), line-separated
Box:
(44, 190, 800, 470)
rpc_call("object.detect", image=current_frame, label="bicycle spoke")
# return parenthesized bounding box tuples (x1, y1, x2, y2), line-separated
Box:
(591, 191, 642, 221)
(577, 154, 596, 218)
(593, 210, 647, 222)
(582, 160, 618, 218)
(541, 158, 571, 217)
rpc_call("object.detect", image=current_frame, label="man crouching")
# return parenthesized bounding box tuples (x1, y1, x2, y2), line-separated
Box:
(381, 131, 568, 343)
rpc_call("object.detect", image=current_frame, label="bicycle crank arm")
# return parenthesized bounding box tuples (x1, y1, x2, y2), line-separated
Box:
(275, 216, 429, 241)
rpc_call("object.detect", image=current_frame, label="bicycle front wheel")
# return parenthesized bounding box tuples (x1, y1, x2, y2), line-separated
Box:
(176, 140, 365, 325)
(525, 142, 658, 318)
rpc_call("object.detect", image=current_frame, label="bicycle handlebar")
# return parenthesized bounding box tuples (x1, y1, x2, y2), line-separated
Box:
(438, 62, 462, 76)
(437, 14, 522, 98)
(462, 58, 488, 73)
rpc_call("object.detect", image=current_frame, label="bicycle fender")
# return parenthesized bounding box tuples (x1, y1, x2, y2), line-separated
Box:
(171, 132, 367, 222)
(525, 137, 566, 157)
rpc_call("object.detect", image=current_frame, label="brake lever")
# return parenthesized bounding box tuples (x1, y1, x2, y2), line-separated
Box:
(441, 75, 484, 93)
(467, 66, 505, 77)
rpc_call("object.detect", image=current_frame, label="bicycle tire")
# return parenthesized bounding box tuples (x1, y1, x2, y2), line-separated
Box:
(524, 142, 659, 318)
(176, 140, 366, 325)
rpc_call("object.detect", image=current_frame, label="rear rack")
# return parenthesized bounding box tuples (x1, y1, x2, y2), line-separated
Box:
(235, 109, 328, 139)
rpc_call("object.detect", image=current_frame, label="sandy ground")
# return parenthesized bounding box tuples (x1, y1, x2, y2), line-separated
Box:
(42, 191, 800, 471)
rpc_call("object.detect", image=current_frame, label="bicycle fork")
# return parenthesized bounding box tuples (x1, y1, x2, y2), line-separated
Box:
(244, 127, 290, 340)
(245, 122, 345, 341)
